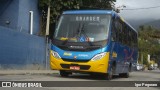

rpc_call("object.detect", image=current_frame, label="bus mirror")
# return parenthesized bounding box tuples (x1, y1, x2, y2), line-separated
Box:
(111, 37, 116, 42)
(111, 32, 116, 41)
(111, 37, 114, 41)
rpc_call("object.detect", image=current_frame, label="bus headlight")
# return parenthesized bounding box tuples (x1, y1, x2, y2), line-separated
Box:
(51, 51, 61, 59)
(91, 52, 106, 61)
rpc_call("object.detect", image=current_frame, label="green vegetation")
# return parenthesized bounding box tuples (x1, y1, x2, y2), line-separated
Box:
(38, 0, 116, 36)
(138, 25, 160, 65)
(39, 0, 115, 23)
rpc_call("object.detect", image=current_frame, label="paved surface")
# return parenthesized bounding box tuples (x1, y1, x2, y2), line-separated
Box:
(0, 70, 59, 75)
(0, 70, 159, 90)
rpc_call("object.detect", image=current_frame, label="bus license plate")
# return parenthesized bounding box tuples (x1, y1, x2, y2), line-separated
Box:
(70, 66, 80, 70)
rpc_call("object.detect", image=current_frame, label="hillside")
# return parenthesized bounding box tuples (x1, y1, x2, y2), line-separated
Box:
(144, 20, 160, 29)
(126, 19, 160, 30)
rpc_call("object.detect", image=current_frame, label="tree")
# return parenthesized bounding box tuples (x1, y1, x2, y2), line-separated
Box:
(138, 25, 160, 65)
(39, 0, 116, 23)
(80, 0, 115, 9)
(39, 0, 81, 23)
(38, 0, 116, 36)
(38, 0, 81, 36)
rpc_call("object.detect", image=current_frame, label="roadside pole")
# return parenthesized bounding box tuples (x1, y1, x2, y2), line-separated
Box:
(45, 36, 49, 70)
(45, 0, 51, 70)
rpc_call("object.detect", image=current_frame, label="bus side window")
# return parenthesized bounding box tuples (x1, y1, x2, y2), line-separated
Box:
(129, 28, 133, 47)
(123, 23, 128, 45)
(133, 31, 138, 47)
(131, 30, 135, 47)
(111, 20, 116, 41)
(114, 20, 120, 42)
(126, 26, 129, 46)
(116, 19, 123, 43)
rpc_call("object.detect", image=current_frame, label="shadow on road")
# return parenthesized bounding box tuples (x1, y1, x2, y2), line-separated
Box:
(46, 73, 124, 81)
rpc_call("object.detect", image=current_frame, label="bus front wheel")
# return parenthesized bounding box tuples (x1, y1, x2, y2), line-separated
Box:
(103, 67, 113, 80)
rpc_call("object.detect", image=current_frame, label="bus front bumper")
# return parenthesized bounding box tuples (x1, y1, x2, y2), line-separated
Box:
(50, 51, 110, 74)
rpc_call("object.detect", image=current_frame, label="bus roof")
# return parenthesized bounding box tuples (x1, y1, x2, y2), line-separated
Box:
(63, 10, 114, 15)
(62, 10, 137, 33)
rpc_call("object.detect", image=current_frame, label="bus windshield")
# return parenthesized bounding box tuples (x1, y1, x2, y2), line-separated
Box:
(54, 14, 111, 42)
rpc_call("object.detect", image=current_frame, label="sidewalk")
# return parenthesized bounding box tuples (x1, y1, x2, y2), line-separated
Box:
(0, 70, 59, 75)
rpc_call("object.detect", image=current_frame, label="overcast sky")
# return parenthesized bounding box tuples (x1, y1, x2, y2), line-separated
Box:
(115, 0, 160, 28)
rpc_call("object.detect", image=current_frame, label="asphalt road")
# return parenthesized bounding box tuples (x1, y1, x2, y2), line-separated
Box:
(0, 70, 159, 90)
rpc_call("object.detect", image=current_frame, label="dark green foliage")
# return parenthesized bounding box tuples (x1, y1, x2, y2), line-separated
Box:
(39, 0, 116, 23)
(138, 25, 160, 64)
(38, 0, 116, 36)
(39, 0, 81, 23)
(80, 0, 115, 9)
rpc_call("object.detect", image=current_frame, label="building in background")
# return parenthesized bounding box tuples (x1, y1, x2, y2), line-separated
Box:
(0, 0, 47, 69)
(0, 0, 40, 34)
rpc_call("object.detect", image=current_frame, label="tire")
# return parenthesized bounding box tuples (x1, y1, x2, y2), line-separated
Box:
(123, 72, 129, 78)
(107, 73, 113, 80)
(59, 70, 70, 77)
(119, 73, 129, 78)
(103, 67, 114, 80)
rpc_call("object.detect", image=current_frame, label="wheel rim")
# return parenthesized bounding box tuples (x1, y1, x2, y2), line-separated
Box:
(106, 67, 113, 80)
(109, 68, 113, 79)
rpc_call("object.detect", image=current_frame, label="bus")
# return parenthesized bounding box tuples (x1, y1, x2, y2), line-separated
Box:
(50, 10, 138, 80)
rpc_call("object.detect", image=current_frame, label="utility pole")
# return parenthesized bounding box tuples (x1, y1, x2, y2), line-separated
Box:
(45, 0, 51, 70)
(46, 0, 50, 36)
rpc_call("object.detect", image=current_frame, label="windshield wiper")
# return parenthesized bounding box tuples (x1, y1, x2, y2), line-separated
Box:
(62, 23, 94, 46)
(61, 23, 82, 45)
(75, 23, 81, 38)
(80, 24, 94, 46)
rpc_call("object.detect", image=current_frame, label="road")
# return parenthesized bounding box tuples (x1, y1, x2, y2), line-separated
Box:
(0, 70, 159, 90)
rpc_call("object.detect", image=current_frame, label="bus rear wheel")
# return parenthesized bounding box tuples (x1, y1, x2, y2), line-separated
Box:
(59, 70, 71, 77)
(124, 73, 129, 78)
(119, 73, 129, 78)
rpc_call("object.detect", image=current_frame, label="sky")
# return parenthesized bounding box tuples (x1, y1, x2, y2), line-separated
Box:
(115, 0, 160, 28)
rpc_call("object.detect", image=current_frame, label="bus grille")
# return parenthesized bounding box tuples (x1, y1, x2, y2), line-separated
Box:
(62, 58, 90, 62)
(60, 64, 90, 70)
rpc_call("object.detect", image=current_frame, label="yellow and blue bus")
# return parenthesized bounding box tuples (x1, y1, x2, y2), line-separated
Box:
(50, 10, 138, 80)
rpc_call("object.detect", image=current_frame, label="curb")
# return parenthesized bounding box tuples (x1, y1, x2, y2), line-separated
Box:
(0, 70, 59, 75)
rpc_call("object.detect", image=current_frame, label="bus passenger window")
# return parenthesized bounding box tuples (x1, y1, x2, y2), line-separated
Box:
(111, 23, 116, 41)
